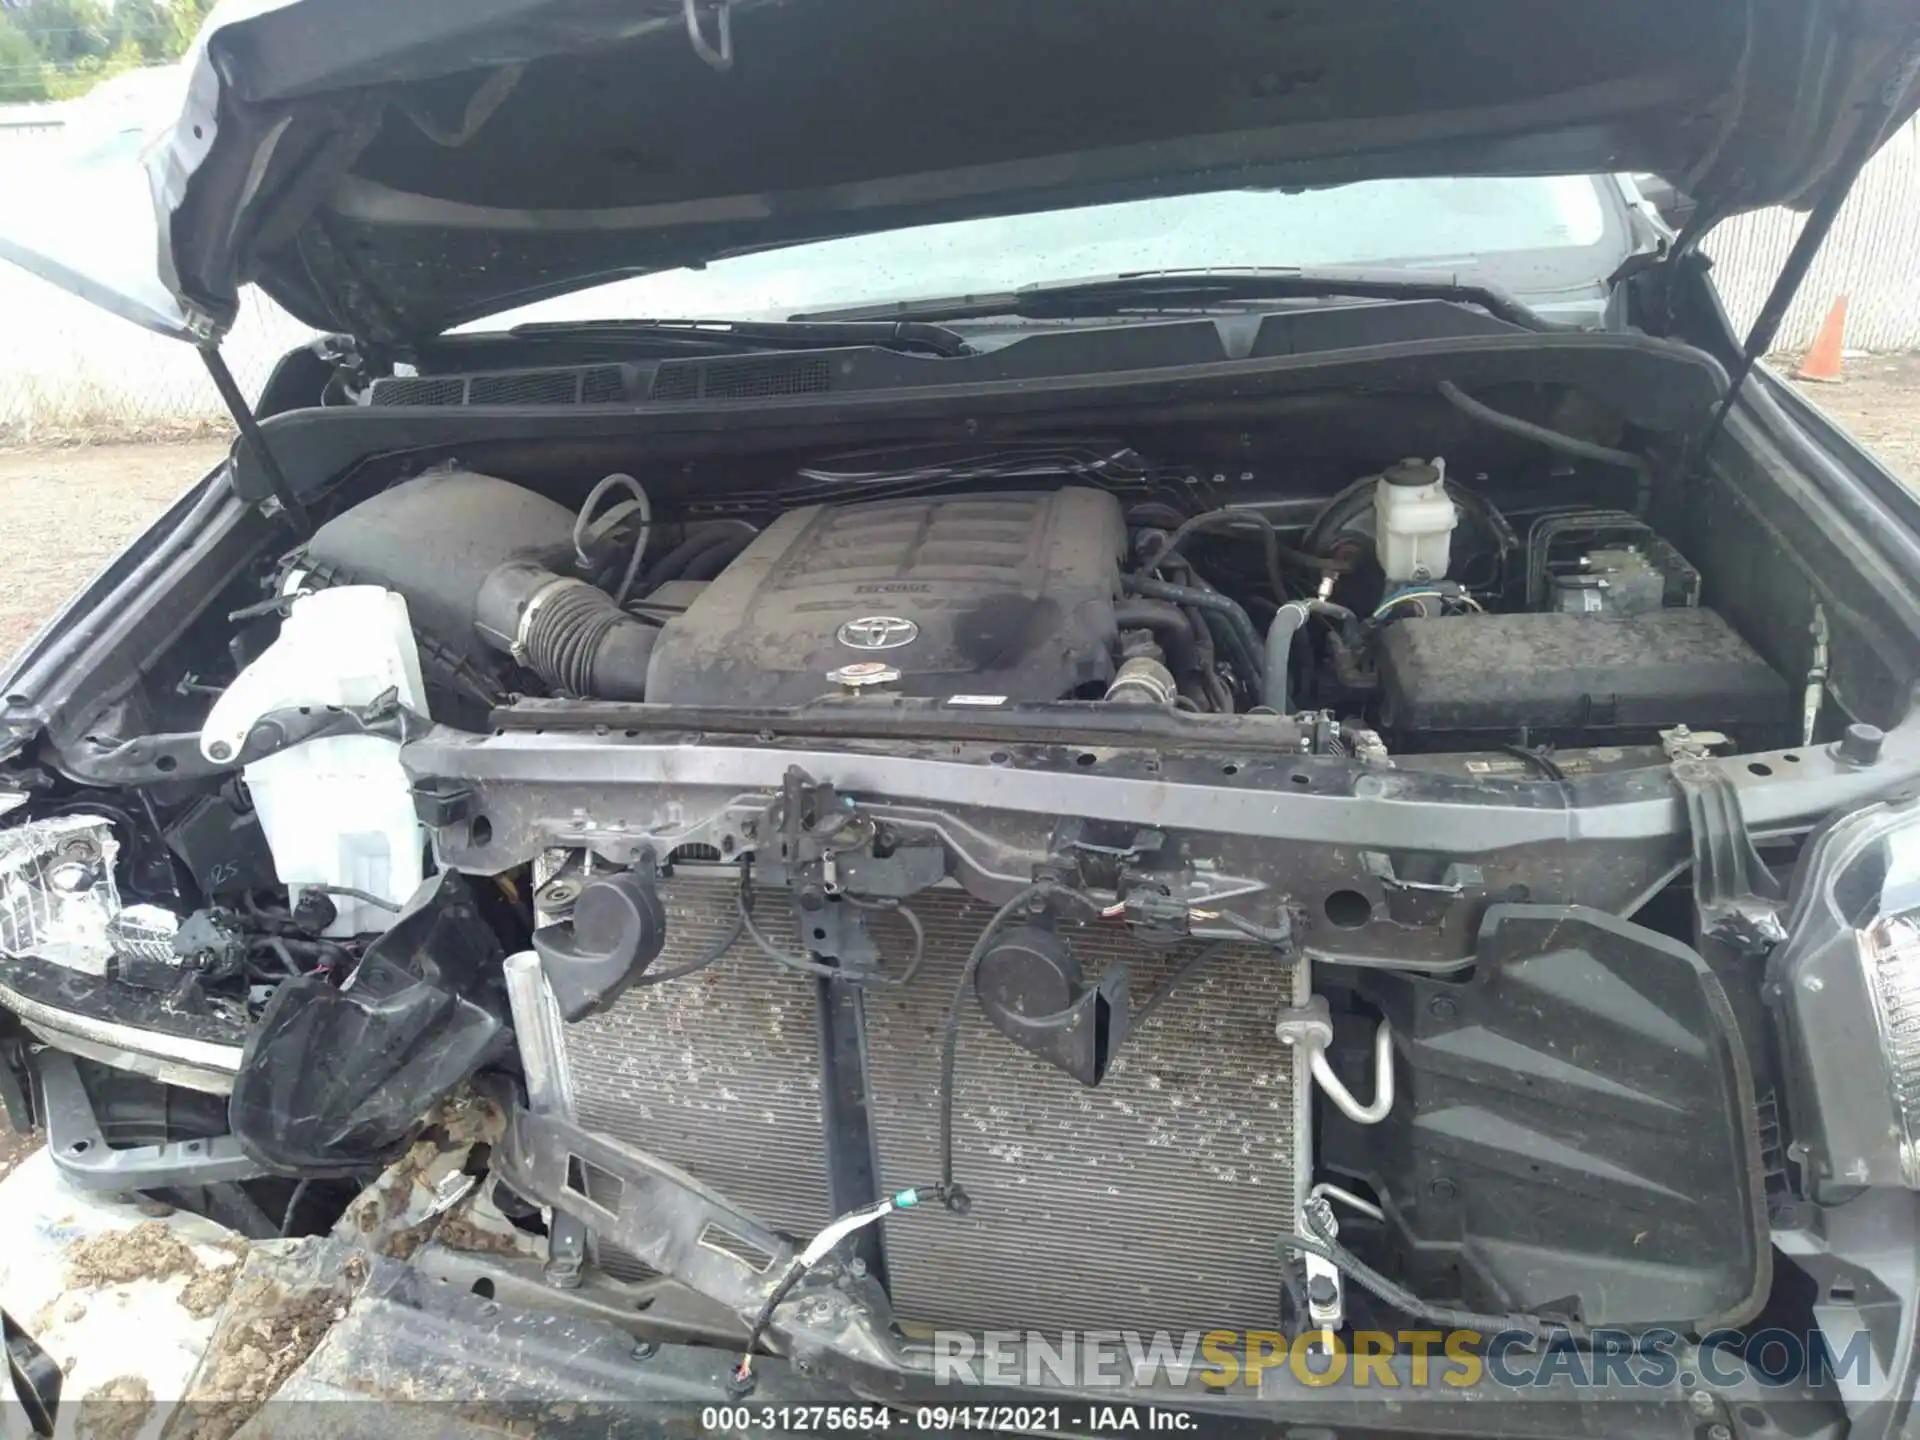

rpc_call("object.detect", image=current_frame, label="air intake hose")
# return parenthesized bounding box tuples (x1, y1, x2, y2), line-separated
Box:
(474, 561, 659, 700)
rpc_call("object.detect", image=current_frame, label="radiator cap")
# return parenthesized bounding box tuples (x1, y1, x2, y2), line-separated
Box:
(974, 923, 1129, 1086)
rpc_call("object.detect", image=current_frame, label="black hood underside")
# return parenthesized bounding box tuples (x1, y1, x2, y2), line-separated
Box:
(157, 0, 1920, 343)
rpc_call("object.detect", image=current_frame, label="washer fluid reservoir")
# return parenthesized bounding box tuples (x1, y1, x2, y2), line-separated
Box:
(199, 587, 429, 936)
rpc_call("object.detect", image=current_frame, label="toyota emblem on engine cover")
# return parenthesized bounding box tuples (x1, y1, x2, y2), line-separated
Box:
(837, 616, 919, 650)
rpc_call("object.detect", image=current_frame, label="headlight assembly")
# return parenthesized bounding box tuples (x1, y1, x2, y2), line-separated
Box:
(1775, 798, 1920, 1193)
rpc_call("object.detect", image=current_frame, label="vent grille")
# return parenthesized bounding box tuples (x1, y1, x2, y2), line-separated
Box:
(368, 375, 467, 407)
(469, 370, 585, 406)
(367, 365, 629, 408)
(651, 355, 834, 402)
(581, 366, 629, 404)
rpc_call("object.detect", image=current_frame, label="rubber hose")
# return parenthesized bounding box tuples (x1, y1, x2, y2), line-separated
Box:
(1437, 380, 1648, 477)
(1112, 599, 1200, 678)
(1307, 598, 1363, 652)
(1145, 508, 1341, 591)
(476, 563, 661, 700)
(635, 521, 758, 594)
(1262, 601, 1309, 712)
(523, 581, 628, 696)
(679, 533, 754, 582)
(1120, 575, 1264, 682)
(1197, 610, 1258, 698)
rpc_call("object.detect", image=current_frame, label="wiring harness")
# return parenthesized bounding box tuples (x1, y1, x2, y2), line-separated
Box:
(731, 1184, 952, 1393)
(1278, 1198, 1587, 1344)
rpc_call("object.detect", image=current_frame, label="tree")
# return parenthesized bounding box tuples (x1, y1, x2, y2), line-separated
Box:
(113, 0, 181, 62)
(0, 0, 216, 104)
(162, 0, 217, 57)
(0, 16, 51, 104)
(8, 0, 114, 69)
(111, 0, 215, 62)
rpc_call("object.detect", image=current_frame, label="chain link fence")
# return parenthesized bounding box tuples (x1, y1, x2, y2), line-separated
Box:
(0, 264, 313, 445)
(1703, 116, 1920, 354)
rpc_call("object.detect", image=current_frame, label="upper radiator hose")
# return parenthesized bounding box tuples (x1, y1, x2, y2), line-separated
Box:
(475, 561, 658, 700)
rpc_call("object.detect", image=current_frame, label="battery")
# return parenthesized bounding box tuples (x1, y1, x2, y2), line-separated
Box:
(1376, 608, 1794, 742)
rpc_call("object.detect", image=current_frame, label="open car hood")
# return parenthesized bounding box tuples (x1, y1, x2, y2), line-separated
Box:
(3, 0, 1918, 346)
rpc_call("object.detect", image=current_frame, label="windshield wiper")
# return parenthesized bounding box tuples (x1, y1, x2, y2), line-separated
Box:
(794, 266, 1557, 333)
(504, 317, 973, 358)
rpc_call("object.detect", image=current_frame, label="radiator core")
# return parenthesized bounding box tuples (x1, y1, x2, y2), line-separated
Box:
(562, 873, 1309, 1337)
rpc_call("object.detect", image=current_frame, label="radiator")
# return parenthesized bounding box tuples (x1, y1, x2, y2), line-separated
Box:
(562, 873, 1310, 1337)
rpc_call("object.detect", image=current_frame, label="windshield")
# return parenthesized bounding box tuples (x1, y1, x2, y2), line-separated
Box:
(473, 175, 1636, 331)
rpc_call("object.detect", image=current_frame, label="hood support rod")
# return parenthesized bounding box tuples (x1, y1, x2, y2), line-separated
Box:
(1704, 44, 1920, 447)
(197, 344, 312, 539)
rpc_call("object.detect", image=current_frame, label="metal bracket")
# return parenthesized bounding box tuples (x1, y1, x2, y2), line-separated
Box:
(502, 952, 592, 1288)
(1300, 1196, 1346, 1333)
(34, 1048, 268, 1192)
(814, 980, 890, 1289)
(1673, 760, 1785, 952)
(1360, 852, 1485, 926)
(797, 897, 880, 967)
(547, 1211, 588, 1290)
(1274, 995, 1335, 1051)
(1066, 827, 1168, 861)
(1660, 725, 1730, 763)
(827, 844, 945, 900)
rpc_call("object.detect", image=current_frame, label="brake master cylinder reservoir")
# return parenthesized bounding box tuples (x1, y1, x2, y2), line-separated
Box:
(199, 587, 429, 936)
(1373, 456, 1457, 583)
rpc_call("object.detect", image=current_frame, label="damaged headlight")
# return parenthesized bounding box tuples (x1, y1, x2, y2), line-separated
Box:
(0, 815, 128, 975)
(1775, 799, 1920, 1193)
(0, 813, 181, 979)
(1857, 912, 1920, 1180)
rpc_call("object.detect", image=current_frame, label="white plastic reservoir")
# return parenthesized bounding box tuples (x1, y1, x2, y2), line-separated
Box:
(199, 587, 430, 936)
(1373, 456, 1457, 583)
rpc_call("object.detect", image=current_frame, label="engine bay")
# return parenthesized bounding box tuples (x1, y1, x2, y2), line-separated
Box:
(9, 0, 1920, 1416)
(286, 441, 1794, 759)
(0, 386, 1856, 1400)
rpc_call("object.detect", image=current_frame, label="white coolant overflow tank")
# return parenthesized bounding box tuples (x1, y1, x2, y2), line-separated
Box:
(1373, 456, 1456, 583)
(199, 587, 430, 936)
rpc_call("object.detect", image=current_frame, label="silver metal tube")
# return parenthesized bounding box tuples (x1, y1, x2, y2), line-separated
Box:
(1804, 602, 1830, 747)
(1308, 1020, 1395, 1125)
(503, 950, 576, 1120)
(1309, 1181, 1386, 1222)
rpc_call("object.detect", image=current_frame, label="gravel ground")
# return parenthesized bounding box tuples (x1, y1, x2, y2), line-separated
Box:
(0, 439, 232, 659)
(1779, 353, 1920, 484)
(0, 365, 1916, 1177)
(0, 1123, 36, 1181)
(1, 441, 228, 1179)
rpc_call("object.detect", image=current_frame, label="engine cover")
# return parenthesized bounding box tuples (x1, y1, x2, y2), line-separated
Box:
(644, 489, 1126, 706)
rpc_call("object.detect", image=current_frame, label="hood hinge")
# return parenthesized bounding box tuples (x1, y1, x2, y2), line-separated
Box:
(197, 344, 313, 539)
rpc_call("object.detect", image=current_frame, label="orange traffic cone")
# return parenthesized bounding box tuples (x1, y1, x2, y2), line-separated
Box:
(1794, 295, 1849, 383)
